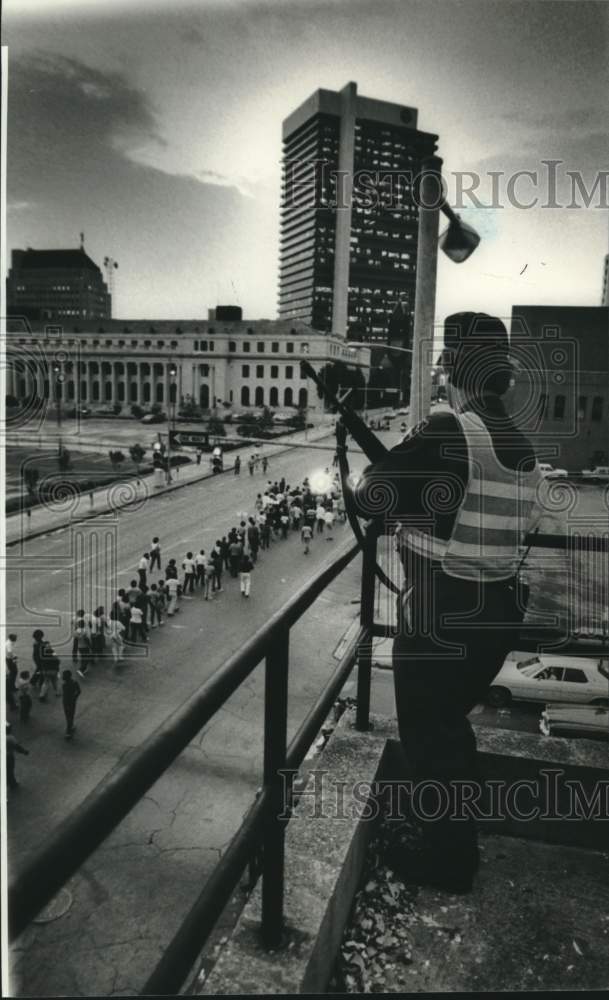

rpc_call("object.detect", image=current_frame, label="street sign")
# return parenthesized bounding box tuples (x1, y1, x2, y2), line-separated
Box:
(169, 429, 210, 448)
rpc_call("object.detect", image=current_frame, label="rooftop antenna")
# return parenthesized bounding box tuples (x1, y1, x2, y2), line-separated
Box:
(80, 231, 85, 251)
(230, 279, 240, 305)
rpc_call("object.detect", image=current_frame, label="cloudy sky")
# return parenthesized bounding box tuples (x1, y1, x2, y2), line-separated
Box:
(3, 0, 608, 322)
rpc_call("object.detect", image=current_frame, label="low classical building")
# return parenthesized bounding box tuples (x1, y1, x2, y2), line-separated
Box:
(5, 311, 370, 415)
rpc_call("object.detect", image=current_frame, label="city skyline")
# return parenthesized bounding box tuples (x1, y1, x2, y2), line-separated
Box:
(4, 0, 608, 322)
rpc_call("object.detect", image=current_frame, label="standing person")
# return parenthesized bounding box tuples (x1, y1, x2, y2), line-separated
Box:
(315, 502, 326, 534)
(165, 559, 178, 582)
(166, 575, 180, 616)
(75, 620, 92, 677)
(210, 547, 223, 594)
(61, 669, 81, 740)
(5, 633, 18, 712)
(136, 586, 150, 633)
(71, 610, 89, 663)
(219, 537, 230, 572)
(254, 493, 263, 513)
(228, 537, 243, 578)
(182, 552, 196, 594)
(248, 455, 255, 476)
(32, 629, 59, 700)
(157, 580, 168, 619)
(127, 579, 142, 606)
(90, 607, 107, 662)
(138, 553, 150, 588)
(115, 590, 132, 632)
(301, 523, 313, 555)
(239, 552, 254, 598)
(150, 537, 162, 572)
(324, 506, 335, 540)
(196, 446, 203, 466)
(262, 455, 268, 475)
(17, 671, 33, 723)
(195, 550, 207, 591)
(129, 603, 147, 642)
(234, 455, 241, 476)
(6, 723, 29, 789)
(107, 612, 126, 664)
(247, 519, 260, 564)
(356, 311, 544, 894)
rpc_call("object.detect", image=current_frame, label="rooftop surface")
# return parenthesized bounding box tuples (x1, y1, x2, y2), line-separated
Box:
(332, 831, 609, 992)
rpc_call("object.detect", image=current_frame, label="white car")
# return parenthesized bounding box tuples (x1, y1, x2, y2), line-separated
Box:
(540, 703, 608, 741)
(488, 653, 609, 708)
(538, 463, 554, 476)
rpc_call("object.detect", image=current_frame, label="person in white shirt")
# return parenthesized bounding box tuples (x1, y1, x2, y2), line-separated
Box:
(316, 504, 326, 534)
(182, 552, 196, 594)
(166, 577, 179, 616)
(195, 550, 209, 598)
(324, 508, 335, 540)
(129, 605, 147, 643)
(107, 613, 125, 664)
(138, 553, 150, 587)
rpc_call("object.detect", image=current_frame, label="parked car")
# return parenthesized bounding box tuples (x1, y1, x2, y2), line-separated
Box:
(397, 407, 409, 416)
(65, 406, 90, 418)
(539, 463, 554, 476)
(540, 703, 608, 741)
(547, 467, 568, 477)
(488, 653, 609, 707)
(141, 412, 167, 424)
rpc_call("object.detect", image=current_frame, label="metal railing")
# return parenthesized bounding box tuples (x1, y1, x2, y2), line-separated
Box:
(8, 527, 609, 995)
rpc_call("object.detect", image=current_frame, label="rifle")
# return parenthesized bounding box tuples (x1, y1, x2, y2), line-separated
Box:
(300, 360, 388, 464)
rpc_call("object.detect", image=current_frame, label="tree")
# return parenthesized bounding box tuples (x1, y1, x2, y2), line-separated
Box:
(151, 402, 163, 416)
(208, 416, 226, 437)
(112, 402, 122, 415)
(58, 447, 72, 472)
(109, 449, 126, 469)
(22, 466, 39, 496)
(129, 444, 146, 472)
(258, 406, 274, 431)
(130, 403, 145, 419)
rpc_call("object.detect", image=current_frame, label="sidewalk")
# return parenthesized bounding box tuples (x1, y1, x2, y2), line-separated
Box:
(4, 422, 339, 547)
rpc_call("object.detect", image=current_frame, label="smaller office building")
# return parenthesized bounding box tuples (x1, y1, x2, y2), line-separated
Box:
(509, 305, 609, 470)
(6, 247, 111, 321)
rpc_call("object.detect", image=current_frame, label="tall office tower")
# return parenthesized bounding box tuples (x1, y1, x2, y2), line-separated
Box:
(6, 246, 111, 321)
(278, 82, 438, 344)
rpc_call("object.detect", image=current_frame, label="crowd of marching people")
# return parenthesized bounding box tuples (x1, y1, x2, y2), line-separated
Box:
(5, 465, 346, 778)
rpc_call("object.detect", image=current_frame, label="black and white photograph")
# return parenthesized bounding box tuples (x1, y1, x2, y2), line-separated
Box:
(1, 0, 608, 995)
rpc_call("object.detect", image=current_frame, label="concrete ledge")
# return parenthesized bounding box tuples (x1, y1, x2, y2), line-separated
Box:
(199, 712, 609, 994)
(200, 716, 390, 994)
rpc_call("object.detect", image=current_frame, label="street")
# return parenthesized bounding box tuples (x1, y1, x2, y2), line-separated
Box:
(6, 434, 379, 997)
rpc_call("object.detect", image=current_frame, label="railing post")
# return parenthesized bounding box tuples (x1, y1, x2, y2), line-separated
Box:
(356, 525, 376, 731)
(261, 627, 290, 949)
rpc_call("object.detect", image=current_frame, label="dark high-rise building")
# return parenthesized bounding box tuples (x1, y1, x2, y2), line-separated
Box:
(278, 81, 438, 343)
(6, 246, 111, 321)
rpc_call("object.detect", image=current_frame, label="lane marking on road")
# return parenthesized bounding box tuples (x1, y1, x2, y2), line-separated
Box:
(169, 624, 186, 629)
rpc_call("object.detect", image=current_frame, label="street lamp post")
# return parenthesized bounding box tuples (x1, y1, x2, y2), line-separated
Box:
(53, 363, 63, 452)
(166, 363, 177, 484)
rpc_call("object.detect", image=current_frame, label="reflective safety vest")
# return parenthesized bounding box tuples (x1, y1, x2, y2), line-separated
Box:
(398, 410, 544, 582)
